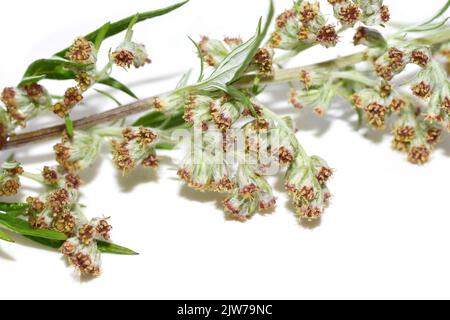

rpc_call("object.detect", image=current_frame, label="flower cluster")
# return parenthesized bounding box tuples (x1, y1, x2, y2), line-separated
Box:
(271, 0, 389, 51)
(0, 84, 52, 128)
(112, 40, 151, 69)
(54, 130, 103, 172)
(52, 30, 150, 118)
(0, 161, 23, 197)
(289, 69, 339, 115)
(177, 84, 333, 222)
(223, 165, 277, 222)
(351, 83, 406, 129)
(21, 166, 113, 276)
(26, 168, 81, 232)
(391, 107, 442, 165)
(285, 155, 333, 221)
(61, 217, 112, 276)
(111, 127, 160, 174)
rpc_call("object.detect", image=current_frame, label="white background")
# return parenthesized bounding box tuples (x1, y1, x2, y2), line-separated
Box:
(0, 0, 449, 300)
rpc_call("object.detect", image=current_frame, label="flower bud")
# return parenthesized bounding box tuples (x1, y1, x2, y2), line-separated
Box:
(61, 238, 102, 277)
(210, 100, 243, 131)
(329, 0, 361, 27)
(54, 131, 103, 172)
(183, 95, 214, 127)
(353, 27, 387, 48)
(52, 86, 84, 118)
(149, 91, 186, 112)
(66, 37, 97, 65)
(1, 85, 52, 127)
(111, 127, 159, 174)
(112, 41, 151, 69)
(285, 155, 332, 221)
(253, 48, 274, 76)
(0, 161, 23, 197)
(270, 10, 300, 50)
(289, 82, 338, 115)
(198, 36, 230, 67)
(408, 140, 431, 165)
(223, 166, 276, 222)
(358, 0, 390, 25)
(392, 111, 417, 152)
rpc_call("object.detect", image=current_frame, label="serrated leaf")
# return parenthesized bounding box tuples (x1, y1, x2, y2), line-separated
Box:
(0, 229, 14, 243)
(0, 214, 67, 241)
(98, 77, 138, 99)
(54, 1, 190, 58)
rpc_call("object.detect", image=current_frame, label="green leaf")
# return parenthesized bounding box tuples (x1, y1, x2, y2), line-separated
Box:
(233, 0, 274, 81)
(65, 115, 74, 138)
(94, 22, 111, 50)
(0, 229, 14, 243)
(24, 237, 138, 255)
(97, 241, 139, 255)
(22, 58, 85, 81)
(191, 0, 274, 93)
(0, 215, 68, 241)
(160, 112, 186, 130)
(54, 1, 190, 58)
(155, 143, 177, 150)
(98, 77, 138, 99)
(0, 203, 29, 213)
(176, 70, 192, 89)
(19, 75, 47, 87)
(133, 111, 169, 127)
(188, 36, 205, 82)
(356, 108, 364, 129)
(196, 22, 262, 91)
(95, 89, 122, 106)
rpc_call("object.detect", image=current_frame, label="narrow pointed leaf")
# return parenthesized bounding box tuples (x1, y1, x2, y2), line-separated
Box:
(24, 236, 138, 255)
(188, 36, 205, 82)
(0, 229, 14, 243)
(133, 111, 169, 127)
(19, 75, 47, 87)
(0, 215, 67, 241)
(64, 115, 74, 138)
(0, 203, 29, 213)
(94, 22, 111, 49)
(97, 241, 139, 255)
(95, 89, 122, 106)
(54, 1, 190, 57)
(98, 77, 138, 99)
(22, 58, 84, 81)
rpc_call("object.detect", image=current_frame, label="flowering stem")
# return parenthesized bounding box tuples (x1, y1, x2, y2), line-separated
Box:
(3, 27, 450, 150)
